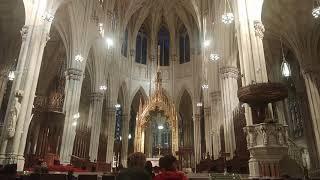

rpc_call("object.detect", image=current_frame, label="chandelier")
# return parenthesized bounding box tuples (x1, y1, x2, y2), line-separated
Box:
(75, 54, 84, 62)
(313, 6, 320, 18)
(222, 0, 234, 24)
(209, 53, 220, 61)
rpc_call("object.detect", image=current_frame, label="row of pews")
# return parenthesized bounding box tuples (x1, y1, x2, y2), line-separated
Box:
(1, 173, 116, 180)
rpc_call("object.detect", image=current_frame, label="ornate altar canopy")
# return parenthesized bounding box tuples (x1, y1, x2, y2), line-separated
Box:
(134, 69, 179, 155)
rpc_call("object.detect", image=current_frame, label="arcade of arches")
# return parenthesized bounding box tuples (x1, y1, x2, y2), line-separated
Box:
(0, 0, 320, 179)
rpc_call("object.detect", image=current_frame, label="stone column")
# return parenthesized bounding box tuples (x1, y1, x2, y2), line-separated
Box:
(88, 92, 104, 162)
(210, 91, 222, 159)
(193, 114, 201, 165)
(204, 107, 212, 156)
(302, 69, 320, 170)
(106, 107, 116, 164)
(59, 68, 83, 164)
(235, 0, 269, 126)
(0, 22, 52, 171)
(121, 113, 129, 166)
(220, 67, 239, 159)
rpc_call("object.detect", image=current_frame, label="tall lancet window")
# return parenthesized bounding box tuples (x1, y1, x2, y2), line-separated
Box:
(136, 28, 148, 64)
(179, 25, 190, 64)
(158, 26, 170, 66)
(121, 28, 128, 57)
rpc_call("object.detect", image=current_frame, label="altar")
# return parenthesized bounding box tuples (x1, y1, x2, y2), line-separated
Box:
(146, 157, 161, 167)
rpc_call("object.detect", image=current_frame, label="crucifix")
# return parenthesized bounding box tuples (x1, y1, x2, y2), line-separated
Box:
(220, 151, 230, 175)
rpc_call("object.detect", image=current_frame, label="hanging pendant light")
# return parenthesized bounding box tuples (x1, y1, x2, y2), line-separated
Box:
(222, 0, 234, 24)
(312, 1, 320, 18)
(8, 71, 15, 81)
(280, 39, 291, 78)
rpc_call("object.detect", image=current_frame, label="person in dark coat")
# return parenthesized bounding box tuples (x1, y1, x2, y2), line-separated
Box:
(117, 152, 152, 180)
(145, 161, 155, 178)
(154, 155, 188, 180)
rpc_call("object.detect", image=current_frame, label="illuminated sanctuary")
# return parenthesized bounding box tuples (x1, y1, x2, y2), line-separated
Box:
(0, 0, 320, 179)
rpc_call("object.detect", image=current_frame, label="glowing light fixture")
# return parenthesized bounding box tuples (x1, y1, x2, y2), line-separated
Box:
(72, 121, 77, 127)
(281, 61, 291, 78)
(312, 6, 320, 18)
(115, 104, 121, 108)
(203, 40, 211, 47)
(8, 71, 15, 81)
(158, 125, 164, 130)
(73, 112, 80, 119)
(106, 37, 114, 49)
(128, 134, 132, 139)
(222, 13, 234, 24)
(222, 0, 234, 24)
(41, 12, 54, 22)
(75, 54, 84, 62)
(202, 84, 209, 89)
(197, 102, 203, 107)
(209, 53, 220, 61)
(100, 85, 107, 91)
(280, 38, 291, 78)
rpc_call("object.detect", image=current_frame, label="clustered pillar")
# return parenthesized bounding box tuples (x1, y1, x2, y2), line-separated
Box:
(59, 68, 83, 164)
(204, 107, 212, 156)
(88, 92, 104, 162)
(121, 114, 129, 166)
(106, 107, 116, 164)
(210, 91, 222, 160)
(193, 113, 201, 165)
(302, 68, 320, 170)
(0, 13, 53, 170)
(220, 67, 239, 159)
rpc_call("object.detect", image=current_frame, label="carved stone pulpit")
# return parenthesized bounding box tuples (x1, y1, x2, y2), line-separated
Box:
(238, 83, 289, 179)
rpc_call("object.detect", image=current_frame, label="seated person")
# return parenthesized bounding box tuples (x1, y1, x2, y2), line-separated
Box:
(117, 152, 152, 180)
(154, 155, 188, 180)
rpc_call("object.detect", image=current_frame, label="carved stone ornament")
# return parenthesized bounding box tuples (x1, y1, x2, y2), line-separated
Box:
(134, 70, 179, 155)
(65, 68, 83, 81)
(90, 92, 104, 102)
(219, 67, 239, 79)
(244, 123, 288, 149)
(20, 26, 29, 41)
(253, 20, 265, 39)
(7, 91, 23, 138)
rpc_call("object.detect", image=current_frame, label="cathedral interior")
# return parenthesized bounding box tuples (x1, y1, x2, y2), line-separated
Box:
(0, 0, 320, 179)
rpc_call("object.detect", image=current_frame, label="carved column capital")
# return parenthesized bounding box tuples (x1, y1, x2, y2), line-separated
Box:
(204, 107, 211, 116)
(194, 114, 200, 121)
(219, 67, 239, 79)
(65, 68, 83, 81)
(90, 92, 104, 102)
(210, 91, 221, 102)
(253, 20, 265, 39)
(301, 65, 320, 76)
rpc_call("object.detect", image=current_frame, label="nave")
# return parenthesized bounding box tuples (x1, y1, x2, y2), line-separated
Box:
(0, 0, 320, 179)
